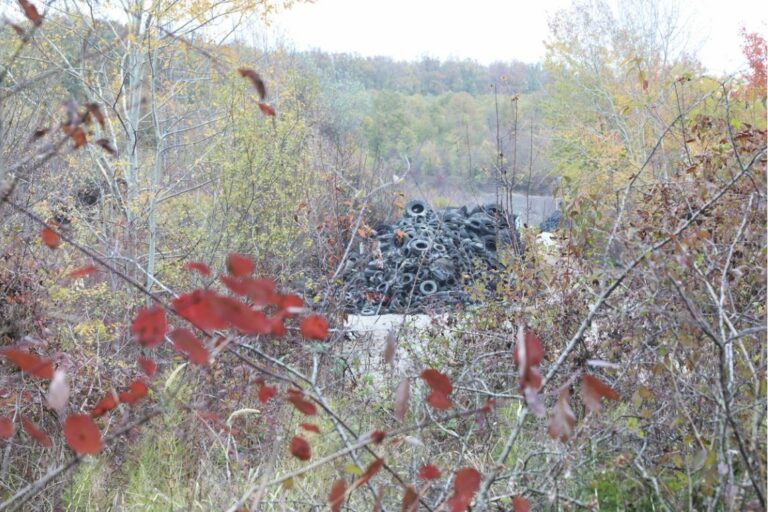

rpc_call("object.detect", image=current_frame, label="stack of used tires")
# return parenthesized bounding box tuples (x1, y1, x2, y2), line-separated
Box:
(340, 199, 521, 315)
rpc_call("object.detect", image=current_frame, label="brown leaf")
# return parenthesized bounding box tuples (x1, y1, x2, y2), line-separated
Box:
(95, 139, 117, 156)
(512, 496, 531, 512)
(238, 67, 266, 99)
(394, 377, 410, 421)
(548, 388, 576, 442)
(85, 103, 105, 129)
(18, 0, 43, 26)
(581, 374, 619, 414)
(383, 330, 397, 365)
(258, 102, 276, 117)
(401, 485, 419, 512)
(328, 478, 347, 512)
(46, 369, 70, 414)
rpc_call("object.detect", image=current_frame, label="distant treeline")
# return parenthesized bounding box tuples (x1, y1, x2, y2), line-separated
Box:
(298, 51, 547, 95)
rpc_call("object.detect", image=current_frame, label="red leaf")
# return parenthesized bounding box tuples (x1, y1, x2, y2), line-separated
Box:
(515, 326, 544, 392)
(68, 126, 87, 148)
(300, 315, 329, 340)
(328, 478, 347, 512)
(394, 377, 410, 421)
(118, 379, 149, 406)
(226, 252, 253, 277)
(68, 265, 98, 278)
(2, 349, 54, 379)
(169, 328, 210, 365)
(270, 315, 287, 337)
(172, 290, 228, 332)
(237, 67, 267, 99)
(581, 374, 620, 414)
(419, 464, 442, 480)
(402, 485, 419, 512)
(184, 261, 211, 276)
(277, 293, 305, 316)
(446, 467, 481, 512)
(258, 102, 276, 116)
(421, 369, 453, 410)
(0, 416, 14, 438)
(548, 388, 576, 442)
(137, 356, 157, 378)
(211, 296, 270, 335)
(130, 306, 167, 348)
(286, 389, 317, 415)
(370, 430, 386, 444)
(289, 435, 311, 460)
(18, 0, 43, 26)
(63, 414, 102, 454)
(420, 369, 452, 395)
(41, 226, 60, 249)
(514, 328, 544, 367)
(258, 384, 277, 404)
(91, 392, 118, 417)
(21, 416, 52, 447)
(512, 496, 531, 512)
(300, 422, 320, 434)
(221, 276, 278, 306)
(426, 390, 452, 410)
(353, 458, 383, 488)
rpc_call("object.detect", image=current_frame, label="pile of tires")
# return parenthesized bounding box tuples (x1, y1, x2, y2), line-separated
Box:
(340, 199, 521, 315)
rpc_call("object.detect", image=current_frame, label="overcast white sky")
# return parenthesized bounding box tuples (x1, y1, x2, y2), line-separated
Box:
(269, 0, 767, 73)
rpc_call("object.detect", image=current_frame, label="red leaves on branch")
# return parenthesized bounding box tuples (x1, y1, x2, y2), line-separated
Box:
(238, 68, 267, 99)
(512, 496, 531, 512)
(118, 379, 149, 406)
(419, 464, 442, 480)
(300, 314, 329, 340)
(300, 422, 320, 434)
(91, 392, 118, 417)
(0, 416, 14, 438)
(328, 478, 347, 512)
(226, 252, 254, 277)
(394, 377, 411, 421)
(137, 356, 157, 378)
(286, 389, 317, 415)
(41, 226, 60, 249)
(21, 416, 52, 447)
(548, 388, 576, 442)
(220, 276, 278, 306)
(581, 374, 619, 414)
(172, 290, 227, 332)
(289, 435, 311, 460)
(68, 265, 98, 278)
(446, 467, 481, 512)
(130, 306, 167, 348)
(169, 328, 210, 365)
(64, 414, 102, 455)
(18, 0, 43, 26)
(212, 296, 270, 335)
(184, 261, 211, 276)
(2, 349, 54, 379)
(420, 368, 453, 410)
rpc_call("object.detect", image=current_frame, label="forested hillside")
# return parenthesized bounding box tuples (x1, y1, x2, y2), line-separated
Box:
(0, 0, 765, 510)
